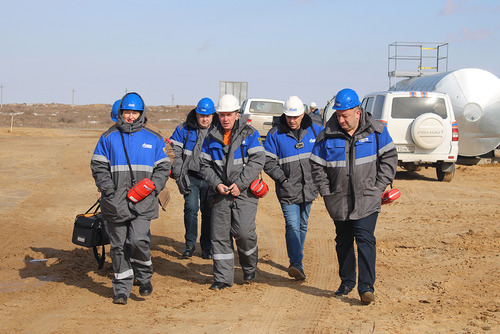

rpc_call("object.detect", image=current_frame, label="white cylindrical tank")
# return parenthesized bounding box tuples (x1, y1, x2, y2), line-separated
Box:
(391, 68, 500, 157)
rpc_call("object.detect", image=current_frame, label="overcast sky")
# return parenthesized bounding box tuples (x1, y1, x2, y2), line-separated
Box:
(1, 0, 499, 107)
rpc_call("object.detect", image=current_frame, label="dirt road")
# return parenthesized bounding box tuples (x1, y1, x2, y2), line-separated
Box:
(0, 127, 498, 333)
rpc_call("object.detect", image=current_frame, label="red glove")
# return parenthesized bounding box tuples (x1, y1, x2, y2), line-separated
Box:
(381, 188, 400, 205)
(127, 178, 155, 203)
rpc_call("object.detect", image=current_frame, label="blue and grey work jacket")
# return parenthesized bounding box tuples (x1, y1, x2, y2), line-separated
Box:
(91, 108, 170, 223)
(310, 110, 397, 221)
(169, 109, 219, 194)
(264, 113, 324, 204)
(200, 118, 265, 204)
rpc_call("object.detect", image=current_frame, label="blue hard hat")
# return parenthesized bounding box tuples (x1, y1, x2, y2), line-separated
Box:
(333, 88, 360, 111)
(195, 97, 215, 115)
(120, 92, 144, 111)
(110, 99, 120, 122)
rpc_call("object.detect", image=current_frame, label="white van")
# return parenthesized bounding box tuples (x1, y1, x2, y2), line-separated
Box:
(239, 98, 284, 138)
(361, 91, 459, 182)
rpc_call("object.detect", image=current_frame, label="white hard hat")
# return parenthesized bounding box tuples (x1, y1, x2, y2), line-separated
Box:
(310, 102, 317, 108)
(283, 96, 305, 116)
(217, 94, 240, 112)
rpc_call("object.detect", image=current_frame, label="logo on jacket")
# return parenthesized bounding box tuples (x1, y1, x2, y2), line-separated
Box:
(359, 137, 369, 143)
(309, 138, 316, 144)
(142, 143, 153, 149)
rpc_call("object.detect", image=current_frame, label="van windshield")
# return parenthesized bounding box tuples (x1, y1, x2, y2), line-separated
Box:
(248, 101, 283, 114)
(391, 97, 447, 119)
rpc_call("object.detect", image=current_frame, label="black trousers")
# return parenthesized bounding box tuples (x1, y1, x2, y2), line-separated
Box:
(334, 212, 378, 295)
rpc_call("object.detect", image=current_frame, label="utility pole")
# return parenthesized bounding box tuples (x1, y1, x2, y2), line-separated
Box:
(72, 88, 75, 109)
(1, 83, 3, 108)
(125, 88, 128, 94)
(171, 94, 174, 106)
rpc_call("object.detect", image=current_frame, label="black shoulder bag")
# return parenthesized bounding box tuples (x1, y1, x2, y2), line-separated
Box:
(72, 199, 110, 269)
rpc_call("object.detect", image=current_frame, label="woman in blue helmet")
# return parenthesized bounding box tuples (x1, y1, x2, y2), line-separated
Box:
(91, 92, 170, 305)
(110, 99, 120, 122)
(109, 97, 173, 211)
(169, 97, 219, 259)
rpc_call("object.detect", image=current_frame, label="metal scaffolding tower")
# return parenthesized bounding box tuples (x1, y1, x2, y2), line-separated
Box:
(388, 41, 448, 89)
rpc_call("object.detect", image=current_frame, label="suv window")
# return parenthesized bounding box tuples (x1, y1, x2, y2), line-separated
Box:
(361, 97, 368, 110)
(240, 100, 247, 113)
(362, 96, 374, 114)
(372, 95, 385, 120)
(391, 97, 447, 119)
(248, 101, 283, 114)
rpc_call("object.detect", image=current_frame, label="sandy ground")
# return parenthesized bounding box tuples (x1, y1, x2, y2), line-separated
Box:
(0, 127, 499, 334)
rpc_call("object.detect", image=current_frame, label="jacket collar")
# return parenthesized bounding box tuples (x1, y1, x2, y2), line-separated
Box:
(324, 109, 383, 138)
(209, 117, 247, 144)
(186, 109, 220, 130)
(116, 95, 146, 133)
(276, 113, 313, 133)
(117, 109, 146, 133)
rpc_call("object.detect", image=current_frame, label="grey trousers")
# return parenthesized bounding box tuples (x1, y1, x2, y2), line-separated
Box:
(108, 217, 153, 297)
(211, 195, 258, 285)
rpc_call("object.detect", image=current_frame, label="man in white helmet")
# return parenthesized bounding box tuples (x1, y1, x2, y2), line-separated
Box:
(263, 96, 324, 280)
(200, 94, 266, 290)
(309, 101, 323, 125)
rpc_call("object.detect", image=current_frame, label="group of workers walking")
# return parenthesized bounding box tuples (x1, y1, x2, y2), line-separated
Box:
(90, 88, 398, 306)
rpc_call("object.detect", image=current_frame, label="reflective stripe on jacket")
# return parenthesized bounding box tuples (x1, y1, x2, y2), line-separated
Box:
(91, 109, 170, 223)
(200, 118, 265, 203)
(169, 109, 218, 194)
(264, 113, 323, 204)
(310, 110, 397, 221)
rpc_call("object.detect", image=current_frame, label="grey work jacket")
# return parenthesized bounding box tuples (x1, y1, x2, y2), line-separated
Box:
(310, 110, 398, 221)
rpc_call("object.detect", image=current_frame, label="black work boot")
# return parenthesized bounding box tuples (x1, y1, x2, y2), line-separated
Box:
(182, 245, 195, 258)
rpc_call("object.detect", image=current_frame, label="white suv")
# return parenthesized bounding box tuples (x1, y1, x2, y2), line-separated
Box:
(239, 98, 284, 138)
(361, 91, 459, 182)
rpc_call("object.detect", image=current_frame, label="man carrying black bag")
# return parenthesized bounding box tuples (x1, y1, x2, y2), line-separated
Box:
(91, 92, 170, 305)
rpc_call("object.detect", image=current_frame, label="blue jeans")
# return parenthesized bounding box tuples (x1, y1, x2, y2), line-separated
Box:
(334, 212, 378, 295)
(183, 175, 212, 251)
(280, 202, 312, 269)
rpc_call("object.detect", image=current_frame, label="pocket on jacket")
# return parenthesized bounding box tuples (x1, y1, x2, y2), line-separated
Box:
(278, 181, 294, 199)
(101, 190, 131, 222)
(176, 173, 191, 195)
(361, 184, 382, 214)
(130, 193, 157, 217)
(323, 191, 347, 221)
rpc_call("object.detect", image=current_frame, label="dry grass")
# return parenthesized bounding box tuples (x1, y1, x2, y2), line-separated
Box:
(0, 103, 194, 131)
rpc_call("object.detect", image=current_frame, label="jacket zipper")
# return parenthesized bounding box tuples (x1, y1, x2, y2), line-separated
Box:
(348, 135, 355, 216)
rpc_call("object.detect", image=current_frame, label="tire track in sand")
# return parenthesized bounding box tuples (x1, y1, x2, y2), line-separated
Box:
(235, 178, 337, 333)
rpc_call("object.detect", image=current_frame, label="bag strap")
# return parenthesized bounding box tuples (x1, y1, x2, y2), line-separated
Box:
(85, 199, 101, 214)
(93, 245, 106, 270)
(119, 131, 136, 185)
(310, 124, 317, 138)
